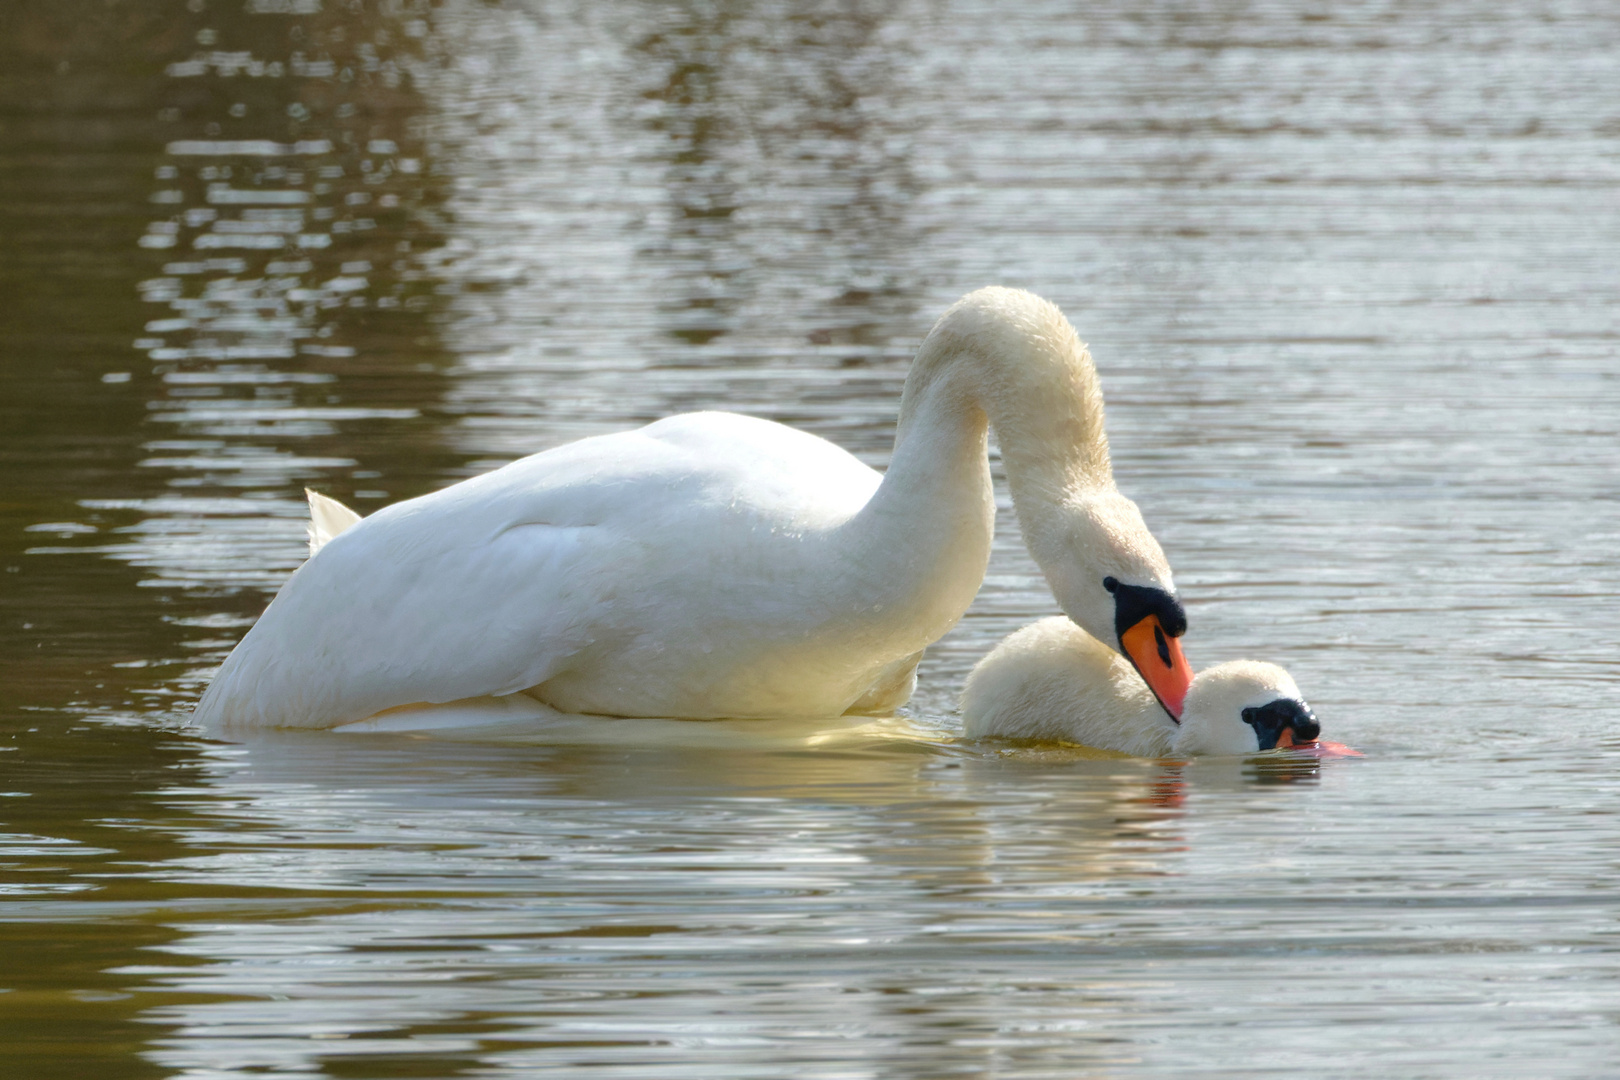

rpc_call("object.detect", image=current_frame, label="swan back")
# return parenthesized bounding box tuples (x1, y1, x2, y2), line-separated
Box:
(961, 617, 1175, 756)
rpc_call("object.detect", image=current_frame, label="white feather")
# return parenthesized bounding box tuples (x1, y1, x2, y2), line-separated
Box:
(305, 489, 362, 556)
(193, 288, 1181, 733)
(962, 617, 1309, 757)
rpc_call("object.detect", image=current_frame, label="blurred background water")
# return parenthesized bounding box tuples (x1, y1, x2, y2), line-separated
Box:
(2, 0, 1619, 1076)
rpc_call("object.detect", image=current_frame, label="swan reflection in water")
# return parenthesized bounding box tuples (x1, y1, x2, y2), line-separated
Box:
(137, 729, 1218, 1075)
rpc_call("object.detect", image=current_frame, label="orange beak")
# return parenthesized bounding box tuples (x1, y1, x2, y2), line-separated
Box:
(1119, 613, 1194, 721)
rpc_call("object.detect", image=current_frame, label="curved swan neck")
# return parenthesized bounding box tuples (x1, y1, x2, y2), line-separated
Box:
(894, 287, 1116, 520)
(844, 288, 1157, 659)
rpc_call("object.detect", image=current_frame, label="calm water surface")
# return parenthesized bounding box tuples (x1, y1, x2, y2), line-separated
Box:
(3, 1, 1619, 1076)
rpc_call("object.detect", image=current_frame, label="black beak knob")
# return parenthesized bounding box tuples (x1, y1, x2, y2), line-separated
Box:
(1241, 698, 1319, 749)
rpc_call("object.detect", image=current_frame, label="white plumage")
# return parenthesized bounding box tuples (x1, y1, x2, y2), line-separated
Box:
(962, 617, 1315, 757)
(305, 488, 361, 556)
(192, 287, 1182, 733)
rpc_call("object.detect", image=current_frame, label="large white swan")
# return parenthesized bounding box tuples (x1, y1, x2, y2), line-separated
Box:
(962, 617, 1324, 756)
(192, 287, 1193, 733)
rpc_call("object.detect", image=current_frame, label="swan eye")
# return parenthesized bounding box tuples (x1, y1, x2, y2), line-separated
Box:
(1102, 576, 1118, 593)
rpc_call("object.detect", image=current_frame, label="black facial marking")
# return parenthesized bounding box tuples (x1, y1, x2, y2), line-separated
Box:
(1154, 624, 1171, 667)
(1241, 698, 1321, 750)
(1107, 579, 1188, 643)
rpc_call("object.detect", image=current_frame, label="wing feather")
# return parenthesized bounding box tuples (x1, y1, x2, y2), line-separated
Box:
(192, 412, 881, 732)
(306, 489, 362, 555)
(194, 509, 617, 730)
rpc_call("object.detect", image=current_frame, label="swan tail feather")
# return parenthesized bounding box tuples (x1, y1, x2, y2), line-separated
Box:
(306, 488, 363, 556)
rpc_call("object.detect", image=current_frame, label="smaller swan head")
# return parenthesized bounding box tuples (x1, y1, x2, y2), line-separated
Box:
(1172, 661, 1318, 756)
(1037, 489, 1194, 720)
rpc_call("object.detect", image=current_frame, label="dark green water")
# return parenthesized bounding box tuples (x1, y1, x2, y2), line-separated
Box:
(3, 1, 1619, 1075)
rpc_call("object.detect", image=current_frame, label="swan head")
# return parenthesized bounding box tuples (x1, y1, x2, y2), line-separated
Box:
(1171, 660, 1320, 756)
(1036, 488, 1194, 721)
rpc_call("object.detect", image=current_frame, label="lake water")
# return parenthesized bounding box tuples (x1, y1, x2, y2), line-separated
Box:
(3, 0, 1619, 1075)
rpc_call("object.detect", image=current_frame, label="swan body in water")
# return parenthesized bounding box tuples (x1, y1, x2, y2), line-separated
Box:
(962, 617, 1322, 756)
(192, 287, 1192, 733)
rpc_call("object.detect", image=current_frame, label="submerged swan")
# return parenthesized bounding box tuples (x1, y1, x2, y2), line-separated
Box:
(192, 287, 1192, 733)
(963, 617, 1322, 756)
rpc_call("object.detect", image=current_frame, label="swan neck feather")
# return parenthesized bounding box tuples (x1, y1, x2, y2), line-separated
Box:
(897, 287, 1114, 508)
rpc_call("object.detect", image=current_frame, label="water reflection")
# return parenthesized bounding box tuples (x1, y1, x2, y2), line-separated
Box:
(420, 0, 926, 461)
(102, 735, 1618, 1079)
(636, 3, 747, 346)
(119, 0, 450, 602)
(126, 735, 1198, 1077)
(631, 0, 921, 348)
(10, 0, 462, 713)
(4, 0, 1620, 1076)
(0, 723, 215, 1077)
